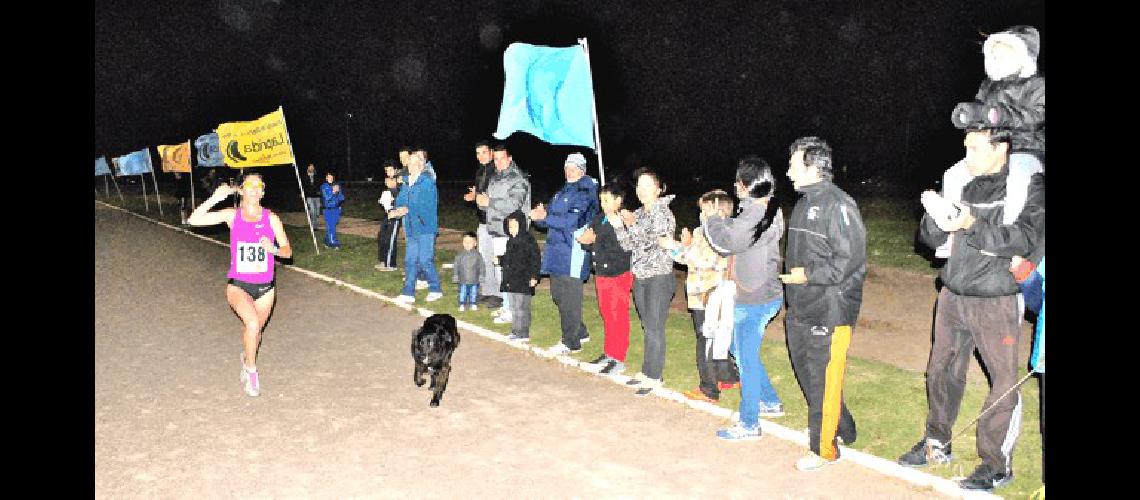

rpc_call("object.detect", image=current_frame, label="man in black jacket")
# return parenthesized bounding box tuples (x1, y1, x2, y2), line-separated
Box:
(464, 140, 499, 306)
(779, 136, 866, 472)
(898, 128, 1044, 493)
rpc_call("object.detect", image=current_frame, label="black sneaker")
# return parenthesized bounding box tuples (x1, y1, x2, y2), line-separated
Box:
(897, 438, 952, 468)
(959, 463, 1014, 491)
(599, 360, 624, 375)
(588, 354, 609, 364)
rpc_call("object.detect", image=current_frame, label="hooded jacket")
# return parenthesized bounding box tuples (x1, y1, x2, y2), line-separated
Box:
(953, 25, 1045, 157)
(482, 160, 532, 237)
(784, 181, 867, 326)
(703, 201, 785, 306)
(919, 163, 1045, 298)
(500, 210, 541, 295)
(534, 175, 599, 281)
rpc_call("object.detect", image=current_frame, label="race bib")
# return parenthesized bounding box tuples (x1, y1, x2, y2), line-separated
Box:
(236, 241, 268, 274)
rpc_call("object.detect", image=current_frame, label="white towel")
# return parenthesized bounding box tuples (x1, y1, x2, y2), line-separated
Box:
(702, 280, 736, 360)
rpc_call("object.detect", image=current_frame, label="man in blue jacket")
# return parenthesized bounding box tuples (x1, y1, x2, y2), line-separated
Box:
(530, 153, 599, 354)
(389, 147, 443, 304)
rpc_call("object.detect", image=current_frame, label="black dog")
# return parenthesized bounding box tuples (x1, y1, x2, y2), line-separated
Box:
(411, 313, 460, 407)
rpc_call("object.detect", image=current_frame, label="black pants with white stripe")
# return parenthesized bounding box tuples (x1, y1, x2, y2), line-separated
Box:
(924, 288, 1023, 471)
(377, 218, 401, 268)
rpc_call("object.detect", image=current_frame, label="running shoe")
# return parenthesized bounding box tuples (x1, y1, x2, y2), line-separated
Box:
(458, 304, 467, 312)
(683, 388, 718, 403)
(240, 366, 260, 397)
(394, 295, 416, 304)
(425, 292, 443, 302)
(795, 454, 840, 472)
(716, 423, 762, 441)
(493, 314, 513, 324)
(468, 304, 478, 311)
(599, 360, 625, 375)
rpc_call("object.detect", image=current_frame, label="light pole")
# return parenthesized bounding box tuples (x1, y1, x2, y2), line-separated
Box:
(345, 112, 353, 180)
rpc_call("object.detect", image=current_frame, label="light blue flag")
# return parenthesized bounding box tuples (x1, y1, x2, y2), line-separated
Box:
(493, 43, 595, 148)
(195, 132, 224, 167)
(115, 148, 153, 176)
(95, 156, 111, 176)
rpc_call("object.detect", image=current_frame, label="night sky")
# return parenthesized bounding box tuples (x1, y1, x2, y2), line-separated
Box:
(94, 0, 1044, 197)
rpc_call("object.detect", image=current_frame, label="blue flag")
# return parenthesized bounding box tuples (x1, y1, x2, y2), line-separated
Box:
(195, 132, 224, 167)
(95, 156, 111, 176)
(114, 148, 153, 176)
(493, 43, 595, 148)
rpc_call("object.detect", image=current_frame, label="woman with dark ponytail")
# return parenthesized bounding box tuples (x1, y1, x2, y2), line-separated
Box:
(703, 156, 787, 441)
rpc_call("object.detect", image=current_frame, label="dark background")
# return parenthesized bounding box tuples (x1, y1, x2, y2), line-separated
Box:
(93, 0, 1044, 202)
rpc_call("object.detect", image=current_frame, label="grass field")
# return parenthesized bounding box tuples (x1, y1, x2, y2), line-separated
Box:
(98, 190, 1044, 499)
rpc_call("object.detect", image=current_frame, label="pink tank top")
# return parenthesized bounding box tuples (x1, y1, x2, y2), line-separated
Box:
(227, 207, 276, 283)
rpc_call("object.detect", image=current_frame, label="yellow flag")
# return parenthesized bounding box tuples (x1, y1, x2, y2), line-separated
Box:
(156, 141, 192, 173)
(216, 108, 295, 168)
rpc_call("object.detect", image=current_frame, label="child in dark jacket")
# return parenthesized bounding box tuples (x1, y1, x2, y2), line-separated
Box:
(578, 183, 633, 375)
(496, 210, 541, 341)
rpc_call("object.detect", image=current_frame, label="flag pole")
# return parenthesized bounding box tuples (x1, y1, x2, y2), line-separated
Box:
(140, 174, 149, 212)
(279, 105, 321, 255)
(189, 154, 196, 209)
(148, 150, 164, 216)
(578, 37, 606, 186)
(111, 172, 124, 202)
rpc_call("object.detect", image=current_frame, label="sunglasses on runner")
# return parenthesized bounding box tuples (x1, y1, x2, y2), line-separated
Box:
(242, 180, 265, 190)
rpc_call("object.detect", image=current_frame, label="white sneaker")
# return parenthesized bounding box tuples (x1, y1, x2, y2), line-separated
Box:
(416, 280, 429, 290)
(425, 292, 443, 302)
(548, 343, 577, 356)
(458, 304, 467, 312)
(493, 315, 513, 324)
(795, 454, 840, 472)
(394, 295, 415, 304)
(240, 366, 260, 397)
(468, 304, 478, 311)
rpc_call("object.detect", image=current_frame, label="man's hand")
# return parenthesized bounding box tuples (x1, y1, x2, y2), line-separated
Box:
(779, 267, 807, 284)
(387, 207, 408, 219)
(463, 186, 476, 202)
(577, 227, 596, 245)
(384, 177, 398, 189)
(331, 184, 340, 194)
(476, 193, 490, 207)
(679, 227, 693, 247)
(530, 203, 547, 221)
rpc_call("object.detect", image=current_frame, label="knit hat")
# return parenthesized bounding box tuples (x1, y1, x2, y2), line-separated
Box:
(983, 25, 1040, 79)
(564, 153, 587, 173)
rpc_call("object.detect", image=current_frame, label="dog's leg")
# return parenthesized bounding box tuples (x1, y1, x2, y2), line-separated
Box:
(414, 361, 426, 387)
(430, 362, 451, 407)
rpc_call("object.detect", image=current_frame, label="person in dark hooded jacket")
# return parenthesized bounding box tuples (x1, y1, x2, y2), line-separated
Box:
(497, 210, 541, 342)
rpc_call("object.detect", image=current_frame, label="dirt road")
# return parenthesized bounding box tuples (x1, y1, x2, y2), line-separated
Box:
(96, 204, 941, 498)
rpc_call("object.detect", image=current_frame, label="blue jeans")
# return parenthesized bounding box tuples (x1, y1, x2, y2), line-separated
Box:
(323, 207, 341, 246)
(732, 297, 784, 428)
(401, 234, 442, 296)
(458, 284, 479, 306)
